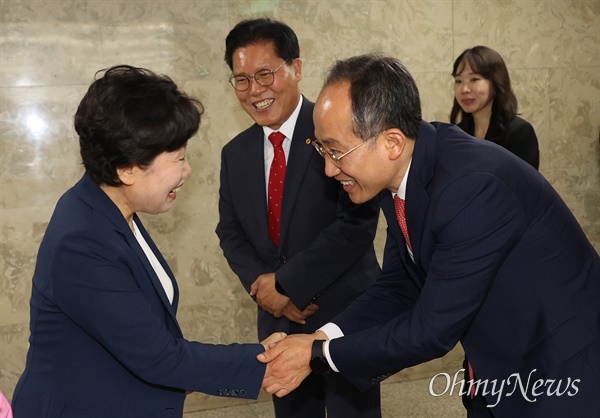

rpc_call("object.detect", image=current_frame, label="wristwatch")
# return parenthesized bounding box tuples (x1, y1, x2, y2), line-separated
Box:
(309, 340, 331, 374)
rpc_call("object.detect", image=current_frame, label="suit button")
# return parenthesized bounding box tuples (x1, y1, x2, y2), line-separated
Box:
(278, 255, 287, 264)
(231, 389, 239, 396)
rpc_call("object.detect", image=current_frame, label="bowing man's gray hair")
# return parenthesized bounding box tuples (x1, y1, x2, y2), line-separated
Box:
(323, 53, 422, 141)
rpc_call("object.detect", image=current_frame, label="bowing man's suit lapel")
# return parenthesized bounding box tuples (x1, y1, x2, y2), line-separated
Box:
(382, 121, 439, 287)
(405, 121, 436, 276)
(381, 192, 422, 289)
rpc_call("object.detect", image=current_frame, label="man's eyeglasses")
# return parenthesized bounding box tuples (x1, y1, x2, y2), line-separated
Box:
(229, 61, 287, 92)
(310, 137, 373, 168)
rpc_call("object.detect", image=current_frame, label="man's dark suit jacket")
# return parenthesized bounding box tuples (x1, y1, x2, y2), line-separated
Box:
(12, 175, 266, 418)
(328, 122, 599, 417)
(459, 115, 540, 169)
(216, 98, 380, 339)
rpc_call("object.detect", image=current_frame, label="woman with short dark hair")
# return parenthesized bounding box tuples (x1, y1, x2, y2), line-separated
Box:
(12, 65, 282, 417)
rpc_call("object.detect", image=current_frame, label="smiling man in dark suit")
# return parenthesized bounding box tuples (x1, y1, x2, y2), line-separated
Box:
(216, 19, 382, 418)
(259, 53, 600, 418)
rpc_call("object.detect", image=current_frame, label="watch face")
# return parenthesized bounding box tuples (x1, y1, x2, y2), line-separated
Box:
(310, 356, 330, 374)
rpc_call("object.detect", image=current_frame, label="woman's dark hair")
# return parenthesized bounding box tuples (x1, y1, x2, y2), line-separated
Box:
(224, 18, 300, 70)
(75, 65, 203, 186)
(324, 53, 422, 141)
(450, 46, 517, 132)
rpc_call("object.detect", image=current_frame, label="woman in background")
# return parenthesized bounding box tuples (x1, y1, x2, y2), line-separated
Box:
(451, 45, 540, 169)
(11, 65, 282, 418)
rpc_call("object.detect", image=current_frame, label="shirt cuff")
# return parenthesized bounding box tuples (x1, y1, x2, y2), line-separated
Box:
(318, 323, 344, 373)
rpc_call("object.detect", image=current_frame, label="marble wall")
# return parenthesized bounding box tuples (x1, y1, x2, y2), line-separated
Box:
(1, 0, 598, 413)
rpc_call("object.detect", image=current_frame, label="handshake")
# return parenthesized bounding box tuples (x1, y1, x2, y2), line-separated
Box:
(258, 330, 329, 397)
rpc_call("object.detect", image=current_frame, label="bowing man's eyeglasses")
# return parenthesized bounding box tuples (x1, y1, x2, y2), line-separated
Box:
(309, 137, 374, 168)
(229, 61, 287, 92)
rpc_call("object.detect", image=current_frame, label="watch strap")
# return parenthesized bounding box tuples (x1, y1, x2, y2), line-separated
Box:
(310, 339, 330, 374)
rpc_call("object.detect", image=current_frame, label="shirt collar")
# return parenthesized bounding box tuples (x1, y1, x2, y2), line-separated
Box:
(263, 95, 303, 141)
(395, 158, 412, 200)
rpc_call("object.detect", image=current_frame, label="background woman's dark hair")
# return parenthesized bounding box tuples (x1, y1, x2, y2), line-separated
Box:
(324, 53, 422, 141)
(224, 18, 300, 70)
(75, 65, 203, 186)
(450, 46, 518, 132)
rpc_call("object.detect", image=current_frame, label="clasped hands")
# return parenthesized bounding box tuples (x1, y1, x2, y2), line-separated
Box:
(257, 330, 328, 398)
(250, 273, 318, 324)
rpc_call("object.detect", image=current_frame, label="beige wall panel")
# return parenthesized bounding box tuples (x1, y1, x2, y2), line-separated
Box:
(1, 0, 598, 413)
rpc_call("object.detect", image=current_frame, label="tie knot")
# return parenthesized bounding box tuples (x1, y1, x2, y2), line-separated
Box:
(269, 131, 286, 147)
(394, 194, 405, 210)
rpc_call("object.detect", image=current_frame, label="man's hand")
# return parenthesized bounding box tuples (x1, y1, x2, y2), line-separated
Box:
(257, 331, 327, 397)
(282, 302, 319, 324)
(260, 332, 287, 350)
(250, 273, 288, 317)
(251, 274, 319, 324)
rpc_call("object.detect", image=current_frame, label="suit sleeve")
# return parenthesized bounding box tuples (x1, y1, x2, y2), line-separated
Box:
(52, 231, 266, 399)
(216, 146, 268, 293)
(274, 189, 380, 309)
(328, 173, 526, 391)
(330, 224, 421, 334)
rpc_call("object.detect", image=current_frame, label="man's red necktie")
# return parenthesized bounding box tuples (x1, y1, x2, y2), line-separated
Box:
(393, 194, 412, 251)
(467, 361, 476, 398)
(268, 132, 286, 246)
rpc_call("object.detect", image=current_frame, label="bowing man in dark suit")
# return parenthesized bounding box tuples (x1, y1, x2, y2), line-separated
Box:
(11, 66, 284, 418)
(259, 54, 600, 418)
(217, 19, 382, 418)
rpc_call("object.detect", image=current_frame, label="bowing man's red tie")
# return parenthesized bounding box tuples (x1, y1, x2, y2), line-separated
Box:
(268, 131, 286, 246)
(393, 194, 412, 251)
